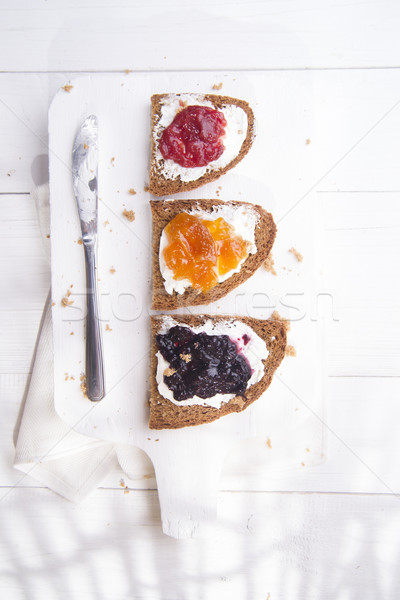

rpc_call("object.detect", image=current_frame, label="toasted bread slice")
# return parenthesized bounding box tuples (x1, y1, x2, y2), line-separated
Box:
(149, 315, 287, 429)
(149, 93, 255, 196)
(151, 199, 276, 309)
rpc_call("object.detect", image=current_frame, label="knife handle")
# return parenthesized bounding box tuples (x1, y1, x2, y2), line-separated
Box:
(84, 240, 105, 402)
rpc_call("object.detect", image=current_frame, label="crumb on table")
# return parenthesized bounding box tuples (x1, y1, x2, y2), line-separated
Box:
(144, 184, 149, 192)
(289, 247, 303, 262)
(212, 82, 223, 90)
(128, 188, 136, 195)
(110, 267, 116, 274)
(61, 296, 74, 307)
(286, 344, 296, 357)
(122, 209, 135, 222)
(266, 438, 272, 449)
(263, 254, 277, 276)
(105, 324, 112, 331)
(62, 84, 73, 93)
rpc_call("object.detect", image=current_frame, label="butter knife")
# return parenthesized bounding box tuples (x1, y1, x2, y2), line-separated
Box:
(72, 115, 105, 402)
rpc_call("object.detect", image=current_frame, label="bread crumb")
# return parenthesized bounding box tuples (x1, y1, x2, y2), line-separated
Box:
(212, 82, 223, 90)
(301, 462, 305, 467)
(61, 296, 74, 307)
(289, 247, 303, 262)
(266, 438, 272, 449)
(80, 376, 88, 398)
(70, 332, 74, 336)
(103, 220, 110, 227)
(144, 184, 149, 192)
(143, 474, 153, 479)
(263, 254, 277, 276)
(83, 143, 88, 150)
(51, 302, 56, 307)
(271, 310, 291, 332)
(286, 345, 296, 357)
(119, 479, 125, 487)
(110, 267, 116, 274)
(128, 188, 136, 195)
(125, 69, 132, 74)
(46, 234, 50, 239)
(306, 448, 310, 453)
(305, 138, 311, 145)
(110, 157, 115, 166)
(105, 324, 112, 331)
(180, 353, 191, 363)
(62, 84, 73, 93)
(77, 238, 83, 245)
(164, 367, 176, 377)
(178, 99, 188, 109)
(124, 487, 130, 494)
(122, 209, 135, 222)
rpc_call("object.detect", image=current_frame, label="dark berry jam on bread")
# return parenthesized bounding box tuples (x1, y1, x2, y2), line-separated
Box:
(156, 325, 251, 401)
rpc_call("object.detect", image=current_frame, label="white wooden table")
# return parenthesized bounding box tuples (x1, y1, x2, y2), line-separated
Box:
(1, 1, 400, 598)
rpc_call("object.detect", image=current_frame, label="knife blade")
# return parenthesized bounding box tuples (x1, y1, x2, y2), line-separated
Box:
(72, 115, 105, 402)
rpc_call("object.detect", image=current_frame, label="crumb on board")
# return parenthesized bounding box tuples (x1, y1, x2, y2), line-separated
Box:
(212, 82, 223, 90)
(122, 209, 135, 222)
(62, 84, 73, 93)
(143, 474, 153, 479)
(70, 332, 74, 336)
(306, 138, 311, 145)
(286, 345, 296, 357)
(110, 157, 115, 166)
(77, 238, 83, 245)
(80, 375, 87, 398)
(301, 462, 305, 467)
(104, 220, 110, 227)
(306, 448, 310, 453)
(46, 234, 50, 239)
(125, 69, 132, 74)
(105, 324, 112, 331)
(119, 479, 125, 487)
(263, 255, 277, 276)
(144, 184, 149, 192)
(61, 296, 74, 307)
(128, 188, 136, 195)
(124, 487, 130, 494)
(271, 310, 291, 332)
(289, 247, 303, 262)
(51, 302, 56, 307)
(266, 438, 272, 449)
(110, 267, 116, 274)
(180, 353, 191, 363)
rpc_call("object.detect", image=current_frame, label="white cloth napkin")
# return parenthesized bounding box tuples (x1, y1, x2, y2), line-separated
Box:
(13, 184, 120, 501)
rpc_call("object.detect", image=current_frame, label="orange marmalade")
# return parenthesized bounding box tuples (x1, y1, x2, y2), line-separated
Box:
(162, 213, 249, 292)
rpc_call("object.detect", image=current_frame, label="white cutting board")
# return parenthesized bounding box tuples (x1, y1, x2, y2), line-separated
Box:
(49, 72, 323, 537)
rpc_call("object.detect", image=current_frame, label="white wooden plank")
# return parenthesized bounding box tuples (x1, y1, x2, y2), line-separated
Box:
(315, 69, 400, 192)
(321, 191, 400, 376)
(0, 73, 81, 193)
(4, 374, 400, 495)
(0, 487, 399, 599)
(1, 0, 400, 72)
(2, 68, 400, 194)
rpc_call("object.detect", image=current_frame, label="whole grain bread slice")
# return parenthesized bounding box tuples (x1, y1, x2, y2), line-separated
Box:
(149, 93, 255, 196)
(149, 314, 287, 429)
(151, 199, 276, 309)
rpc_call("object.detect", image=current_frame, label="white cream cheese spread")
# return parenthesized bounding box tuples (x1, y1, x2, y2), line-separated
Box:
(154, 93, 248, 182)
(156, 317, 269, 408)
(159, 202, 260, 295)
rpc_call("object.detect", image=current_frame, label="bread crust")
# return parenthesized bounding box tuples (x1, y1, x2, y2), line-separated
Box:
(149, 93, 255, 196)
(151, 199, 276, 309)
(149, 315, 287, 429)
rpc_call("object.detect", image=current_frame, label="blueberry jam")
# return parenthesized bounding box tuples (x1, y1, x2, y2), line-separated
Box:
(157, 325, 252, 402)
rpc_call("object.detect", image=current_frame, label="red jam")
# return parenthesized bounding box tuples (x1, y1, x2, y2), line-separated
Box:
(159, 105, 227, 168)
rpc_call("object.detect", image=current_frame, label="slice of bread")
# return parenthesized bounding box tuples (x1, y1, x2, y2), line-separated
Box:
(149, 315, 287, 429)
(149, 93, 255, 196)
(151, 199, 276, 309)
